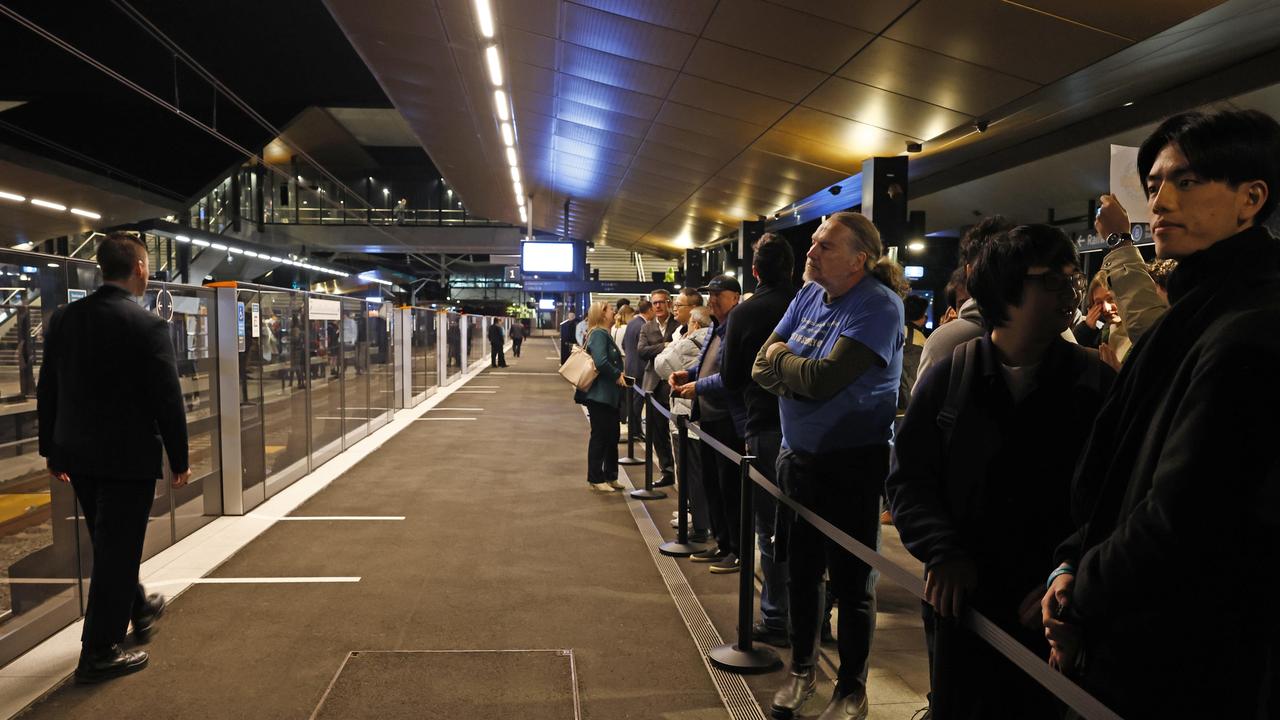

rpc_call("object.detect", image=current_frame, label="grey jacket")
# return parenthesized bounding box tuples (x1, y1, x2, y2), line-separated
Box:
(654, 326, 709, 416)
(636, 316, 678, 391)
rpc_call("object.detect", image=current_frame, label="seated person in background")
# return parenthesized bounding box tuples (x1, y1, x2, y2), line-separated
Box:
(887, 224, 1114, 720)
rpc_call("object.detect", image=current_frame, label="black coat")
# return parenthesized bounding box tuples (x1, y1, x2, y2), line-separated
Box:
(487, 323, 504, 345)
(1058, 226, 1280, 719)
(718, 283, 794, 437)
(38, 284, 189, 479)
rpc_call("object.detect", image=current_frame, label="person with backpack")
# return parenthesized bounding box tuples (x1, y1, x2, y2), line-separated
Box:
(886, 224, 1114, 719)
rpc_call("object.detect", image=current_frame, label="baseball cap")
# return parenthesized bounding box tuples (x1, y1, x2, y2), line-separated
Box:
(697, 274, 742, 294)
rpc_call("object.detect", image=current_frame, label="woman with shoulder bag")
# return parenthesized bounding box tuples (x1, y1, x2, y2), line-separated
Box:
(576, 301, 628, 492)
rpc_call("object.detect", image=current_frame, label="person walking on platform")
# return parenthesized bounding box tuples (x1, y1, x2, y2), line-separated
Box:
(509, 319, 525, 358)
(621, 300, 652, 439)
(636, 289, 678, 487)
(887, 225, 1113, 719)
(671, 275, 743, 574)
(1043, 109, 1280, 720)
(753, 212, 907, 720)
(38, 233, 191, 683)
(575, 301, 626, 493)
(711, 233, 796, 646)
(487, 320, 507, 367)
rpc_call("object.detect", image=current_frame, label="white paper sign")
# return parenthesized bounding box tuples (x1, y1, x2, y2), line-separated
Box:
(308, 297, 341, 321)
(1110, 145, 1152, 224)
(251, 302, 261, 338)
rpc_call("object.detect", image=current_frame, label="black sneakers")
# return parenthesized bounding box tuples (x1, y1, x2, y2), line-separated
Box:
(690, 547, 728, 563)
(752, 622, 790, 648)
(132, 593, 166, 644)
(75, 645, 149, 684)
(709, 553, 741, 574)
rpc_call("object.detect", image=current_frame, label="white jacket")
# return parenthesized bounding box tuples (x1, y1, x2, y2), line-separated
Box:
(653, 326, 709, 417)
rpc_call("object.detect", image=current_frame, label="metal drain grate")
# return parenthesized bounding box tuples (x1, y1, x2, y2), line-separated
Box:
(617, 472, 768, 720)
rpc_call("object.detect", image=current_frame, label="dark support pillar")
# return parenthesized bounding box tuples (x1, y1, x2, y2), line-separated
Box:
(230, 168, 242, 233)
(861, 156, 910, 248)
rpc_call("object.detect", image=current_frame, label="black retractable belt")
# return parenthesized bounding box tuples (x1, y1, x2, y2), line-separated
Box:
(629, 391, 666, 500)
(708, 452, 781, 673)
(659, 415, 712, 557)
(618, 382, 643, 465)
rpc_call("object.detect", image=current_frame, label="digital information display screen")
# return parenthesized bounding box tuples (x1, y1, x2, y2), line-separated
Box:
(521, 242, 575, 274)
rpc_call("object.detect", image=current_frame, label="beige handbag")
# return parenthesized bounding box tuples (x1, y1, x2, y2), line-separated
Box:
(559, 337, 599, 391)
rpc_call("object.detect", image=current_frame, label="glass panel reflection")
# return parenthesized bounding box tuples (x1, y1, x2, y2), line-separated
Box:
(367, 303, 393, 426)
(445, 313, 462, 384)
(308, 296, 343, 466)
(410, 309, 437, 400)
(340, 299, 367, 444)
(259, 289, 308, 496)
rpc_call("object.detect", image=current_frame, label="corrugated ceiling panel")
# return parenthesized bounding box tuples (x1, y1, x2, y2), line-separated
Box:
(804, 76, 971, 142)
(666, 75, 793, 125)
(765, 0, 914, 33)
(573, 0, 718, 34)
(653, 102, 767, 146)
(702, 0, 875, 72)
(682, 40, 827, 104)
(559, 42, 679, 96)
(558, 73, 664, 119)
(563, 3, 697, 70)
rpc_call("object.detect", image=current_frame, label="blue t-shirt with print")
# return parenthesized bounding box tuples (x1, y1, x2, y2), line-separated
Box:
(774, 277, 904, 454)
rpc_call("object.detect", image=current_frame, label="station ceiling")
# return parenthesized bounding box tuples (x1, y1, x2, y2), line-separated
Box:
(322, 0, 1280, 255)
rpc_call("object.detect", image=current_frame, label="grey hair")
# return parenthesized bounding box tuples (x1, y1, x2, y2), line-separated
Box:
(827, 211, 911, 298)
(688, 305, 712, 328)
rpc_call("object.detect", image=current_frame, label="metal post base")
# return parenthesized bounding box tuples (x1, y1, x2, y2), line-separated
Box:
(629, 488, 667, 500)
(658, 539, 711, 557)
(618, 456, 645, 466)
(708, 642, 782, 674)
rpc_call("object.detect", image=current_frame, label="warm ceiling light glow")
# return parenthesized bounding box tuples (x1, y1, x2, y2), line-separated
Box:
(474, 0, 495, 38)
(269, 256, 283, 262)
(494, 89, 509, 121)
(192, 239, 211, 247)
(30, 198, 66, 211)
(500, 122, 514, 147)
(229, 247, 245, 254)
(505, 147, 518, 167)
(211, 243, 228, 251)
(513, 180, 523, 199)
(70, 208, 101, 219)
(908, 241, 926, 252)
(519, 206, 528, 223)
(485, 46, 503, 86)
(175, 235, 191, 243)
(0, 191, 24, 202)
(244, 251, 260, 258)
(509, 166, 520, 183)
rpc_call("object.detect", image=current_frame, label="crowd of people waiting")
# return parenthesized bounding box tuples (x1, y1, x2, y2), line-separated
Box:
(571, 108, 1279, 720)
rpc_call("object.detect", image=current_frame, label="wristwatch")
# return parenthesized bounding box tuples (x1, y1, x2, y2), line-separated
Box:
(1105, 232, 1133, 248)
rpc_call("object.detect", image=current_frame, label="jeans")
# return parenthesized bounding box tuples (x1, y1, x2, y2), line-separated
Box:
(585, 400, 619, 484)
(72, 475, 156, 651)
(777, 444, 888, 694)
(748, 430, 788, 631)
(698, 416, 741, 556)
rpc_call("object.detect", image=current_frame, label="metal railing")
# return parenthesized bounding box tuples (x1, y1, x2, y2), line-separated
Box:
(626, 382, 1124, 720)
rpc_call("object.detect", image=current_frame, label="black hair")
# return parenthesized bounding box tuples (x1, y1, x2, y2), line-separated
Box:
(945, 266, 968, 309)
(959, 215, 1016, 268)
(1138, 109, 1280, 225)
(968, 224, 1079, 329)
(903, 294, 929, 323)
(752, 232, 794, 286)
(97, 232, 147, 281)
(615, 298, 631, 309)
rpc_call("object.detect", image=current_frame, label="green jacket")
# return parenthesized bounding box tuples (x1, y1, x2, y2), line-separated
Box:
(575, 328, 624, 406)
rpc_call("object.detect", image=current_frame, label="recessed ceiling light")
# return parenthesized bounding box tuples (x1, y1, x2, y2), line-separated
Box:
(494, 89, 509, 121)
(31, 198, 66, 211)
(1123, 101, 1134, 107)
(244, 251, 259, 258)
(211, 243, 228, 251)
(175, 235, 191, 243)
(505, 147, 517, 167)
(192, 239, 211, 247)
(513, 180, 523, 199)
(230, 247, 245, 254)
(0, 191, 24, 202)
(501, 122, 514, 147)
(907, 241, 926, 252)
(474, 0, 495, 38)
(485, 46, 503, 86)
(509, 166, 520, 183)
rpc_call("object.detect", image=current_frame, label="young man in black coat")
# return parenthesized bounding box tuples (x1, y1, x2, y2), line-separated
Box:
(887, 225, 1114, 719)
(38, 233, 191, 683)
(1043, 109, 1280, 719)
(487, 320, 507, 367)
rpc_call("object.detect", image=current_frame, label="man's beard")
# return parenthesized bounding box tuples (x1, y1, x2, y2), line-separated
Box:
(803, 260, 820, 284)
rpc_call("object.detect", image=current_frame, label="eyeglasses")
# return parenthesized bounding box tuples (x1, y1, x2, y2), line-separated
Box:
(651, 300, 669, 306)
(1025, 271, 1086, 296)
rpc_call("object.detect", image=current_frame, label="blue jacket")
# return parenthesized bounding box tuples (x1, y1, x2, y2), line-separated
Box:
(688, 317, 748, 433)
(621, 315, 646, 379)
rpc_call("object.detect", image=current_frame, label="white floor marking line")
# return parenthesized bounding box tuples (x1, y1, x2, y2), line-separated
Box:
(415, 417, 476, 421)
(466, 385, 500, 389)
(454, 390, 496, 393)
(149, 576, 361, 586)
(252, 515, 406, 521)
(426, 407, 484, 411)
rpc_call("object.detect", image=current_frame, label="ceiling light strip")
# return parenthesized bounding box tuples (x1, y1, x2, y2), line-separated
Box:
(473, 2, 524, 222)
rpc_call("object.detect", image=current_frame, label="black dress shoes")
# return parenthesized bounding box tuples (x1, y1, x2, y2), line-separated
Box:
(132, 593, 166, 644)
(75, 645, 149, 684)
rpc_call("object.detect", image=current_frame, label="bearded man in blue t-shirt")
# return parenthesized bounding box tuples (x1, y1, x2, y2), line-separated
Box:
(753, 211, 907, 720)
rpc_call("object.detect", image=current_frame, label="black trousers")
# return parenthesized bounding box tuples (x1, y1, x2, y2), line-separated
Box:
(647, 383, 675, 482)
(777, 444, 887, 694)
(490, 341, 506, 367)
(698, 416, 741, 556)
(71, 475, 156, 652)
(512, 337, 522, 357)
(585, 400, 619, 484)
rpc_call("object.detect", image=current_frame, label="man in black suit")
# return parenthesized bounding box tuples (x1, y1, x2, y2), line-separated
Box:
(487, 320, 507, 367)
(636, 289, 678, 485)
(38, 233, 191, 684)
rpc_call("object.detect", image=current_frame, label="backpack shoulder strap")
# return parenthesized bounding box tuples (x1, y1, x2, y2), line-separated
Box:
(936, 340, 978, 447)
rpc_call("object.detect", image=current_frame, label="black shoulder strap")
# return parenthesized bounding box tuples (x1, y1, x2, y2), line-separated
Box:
(937, 340, 978, 448)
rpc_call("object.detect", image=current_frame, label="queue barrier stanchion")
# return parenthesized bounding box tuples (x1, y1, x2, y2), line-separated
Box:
(629, 391, 667, 500)
(659, 414, 712, 557)
(708, 452, 781, 673)
(619, 381, 644, 465)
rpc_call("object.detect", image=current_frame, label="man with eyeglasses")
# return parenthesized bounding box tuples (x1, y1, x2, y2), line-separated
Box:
(636, 289, 679, 486)
(888, 224, 1113, 719)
